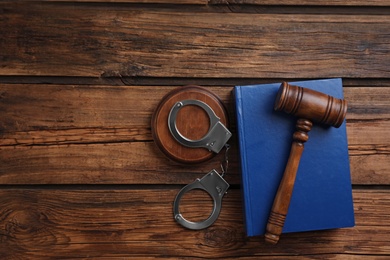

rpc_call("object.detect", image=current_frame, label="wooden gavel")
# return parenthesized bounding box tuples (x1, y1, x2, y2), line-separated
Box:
(264, 82, 347, 245)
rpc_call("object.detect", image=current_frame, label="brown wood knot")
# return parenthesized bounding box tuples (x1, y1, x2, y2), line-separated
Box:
(203, 226, 242, 249)
(2, 208, 68, 247)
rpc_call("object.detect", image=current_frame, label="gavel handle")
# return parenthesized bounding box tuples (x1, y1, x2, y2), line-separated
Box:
(265, 119, 313, 245)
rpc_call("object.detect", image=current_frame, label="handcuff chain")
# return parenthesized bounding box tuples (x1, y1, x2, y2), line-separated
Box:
(220, 144, 230, 177)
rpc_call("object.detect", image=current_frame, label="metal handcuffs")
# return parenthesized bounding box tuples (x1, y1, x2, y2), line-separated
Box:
(168, 99, 231, 154)
(168, 99, 231, 230)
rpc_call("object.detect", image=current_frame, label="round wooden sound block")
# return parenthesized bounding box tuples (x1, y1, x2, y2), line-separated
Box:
(151, 86, 229, 164)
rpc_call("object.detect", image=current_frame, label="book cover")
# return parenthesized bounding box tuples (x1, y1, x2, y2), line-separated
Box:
(234, 78, 355, 237)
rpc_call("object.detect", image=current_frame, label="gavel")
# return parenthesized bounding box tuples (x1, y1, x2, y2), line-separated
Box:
(264, 82, 347, 245)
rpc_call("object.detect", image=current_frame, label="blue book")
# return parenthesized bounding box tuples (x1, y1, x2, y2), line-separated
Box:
(234, 78, 355, 237)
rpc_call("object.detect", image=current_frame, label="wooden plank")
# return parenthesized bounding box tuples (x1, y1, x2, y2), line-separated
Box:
(0, 141, 388, 185)
(0, 85, 388, 134)
(344, 87, 390, 121)
(0, 85, 223, 133)
(1, 3, 389, 78)
(0, 142, 234, 185)
(0, 189, 389, 258)
(1, 85, 388, 152)
(350, 151, 389, 185)
(50, 0, 208, 2)
(0, 84, 162, 132)
(8, 0, 390, 6)
(0, 85, 388, 185)
(210, 0, 390, 6)
(64, 0, 206, 3)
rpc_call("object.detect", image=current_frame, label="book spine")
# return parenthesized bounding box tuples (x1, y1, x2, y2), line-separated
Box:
(234, 86, 253, 236)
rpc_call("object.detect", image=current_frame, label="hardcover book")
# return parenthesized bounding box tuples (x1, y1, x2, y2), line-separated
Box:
(234, 78, 355, 237)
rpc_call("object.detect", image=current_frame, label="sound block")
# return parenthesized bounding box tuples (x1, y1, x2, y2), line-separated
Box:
(151, 86, 229, 164)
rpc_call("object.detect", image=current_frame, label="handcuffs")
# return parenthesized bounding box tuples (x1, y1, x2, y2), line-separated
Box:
(168, 99, 231, 154)
(151, 86, 232, 230)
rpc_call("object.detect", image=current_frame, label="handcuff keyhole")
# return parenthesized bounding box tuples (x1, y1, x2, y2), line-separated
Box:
(178, 188, 214, 223)
(176, 105, 210, 141)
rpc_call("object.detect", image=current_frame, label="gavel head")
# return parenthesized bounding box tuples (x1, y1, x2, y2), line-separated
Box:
(274, 82, 347, 128)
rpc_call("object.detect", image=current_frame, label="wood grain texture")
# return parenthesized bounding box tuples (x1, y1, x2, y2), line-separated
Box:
(7, 0, 390, 5)
(151, 86, 229, 164)
(0, 139, 237, 185)
(0, 85, 388, 185)
(0, 140, 388, 185)
(1, 0, 389, 258)
(0, 189, 389, 259)
(210, 0, 390, 6)
(1, 3, 389, 78)
(265, 119, 313, 244)
(0, 85, 388, 136)
(18, 0, 207, 3)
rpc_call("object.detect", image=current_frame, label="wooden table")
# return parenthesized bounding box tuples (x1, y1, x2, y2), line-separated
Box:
(1, 1, 389, 259)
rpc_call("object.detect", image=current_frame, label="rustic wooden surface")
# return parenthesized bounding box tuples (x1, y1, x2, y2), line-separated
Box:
(0, 1, 389, 259)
